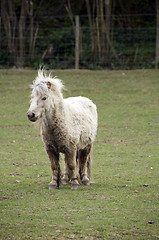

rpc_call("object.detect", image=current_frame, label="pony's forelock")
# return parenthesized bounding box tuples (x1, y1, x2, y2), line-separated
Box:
(30, 69, 64, 97)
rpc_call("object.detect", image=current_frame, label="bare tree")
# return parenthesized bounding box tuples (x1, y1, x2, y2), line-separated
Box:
(18, 0, 27, 67)
(85, 0, 95, 51)
(27, 0, 39, 59)
(156, 0, 159, 68)
(85, 0, 113, 64)
(1, 0, 17, 65)
(1, 0, 39, 67)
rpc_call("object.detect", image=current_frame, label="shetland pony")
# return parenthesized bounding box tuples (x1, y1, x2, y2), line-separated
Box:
(27, 70, 98, 189)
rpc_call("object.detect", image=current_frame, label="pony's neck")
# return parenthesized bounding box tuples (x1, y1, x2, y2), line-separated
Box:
(42, 95, 66, 127)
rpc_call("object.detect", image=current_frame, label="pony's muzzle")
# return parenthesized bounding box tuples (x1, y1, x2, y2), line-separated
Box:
(27, 111, 37, 122)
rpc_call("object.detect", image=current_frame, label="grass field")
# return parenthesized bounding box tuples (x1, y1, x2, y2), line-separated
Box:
(0, 69, 159, 240)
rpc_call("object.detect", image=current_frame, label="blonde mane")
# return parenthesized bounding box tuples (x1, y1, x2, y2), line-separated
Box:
(31, 69, 64, 97)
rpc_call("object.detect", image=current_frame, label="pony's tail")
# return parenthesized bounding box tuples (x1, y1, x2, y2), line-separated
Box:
(75, 151, 81, 183)
(57, 164, 61, 188)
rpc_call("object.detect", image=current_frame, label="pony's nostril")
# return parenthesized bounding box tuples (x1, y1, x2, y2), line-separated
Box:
(27, 112, 35, 119)
(27, 112, 37, 122)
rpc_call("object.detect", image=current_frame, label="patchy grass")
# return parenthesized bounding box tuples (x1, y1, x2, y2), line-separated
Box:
(0, 69, 159, 240)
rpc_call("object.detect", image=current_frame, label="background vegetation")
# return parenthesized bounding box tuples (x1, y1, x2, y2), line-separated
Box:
(0, 0, 156, 69)
(0, 69, 159, 239)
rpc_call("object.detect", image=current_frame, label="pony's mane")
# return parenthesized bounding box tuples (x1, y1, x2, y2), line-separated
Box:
(31, 69, 64, 97)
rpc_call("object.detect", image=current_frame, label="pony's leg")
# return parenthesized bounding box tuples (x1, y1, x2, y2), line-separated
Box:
(64, 147, 79, 189)
(79, 144, 92, 185)
(62, 151, 79, 185)
(46, 145, 60, 190)
(62, 160, 70, 185)
(87, 154, 92, 181)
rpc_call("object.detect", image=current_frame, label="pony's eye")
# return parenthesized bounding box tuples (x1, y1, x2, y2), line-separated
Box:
(42, 97, 47, 101)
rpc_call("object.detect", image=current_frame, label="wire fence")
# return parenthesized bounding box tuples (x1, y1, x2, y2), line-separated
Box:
(0, 14, 156, 69)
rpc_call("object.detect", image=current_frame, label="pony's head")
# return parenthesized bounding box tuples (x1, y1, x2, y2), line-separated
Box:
(27, 69, 63, 122)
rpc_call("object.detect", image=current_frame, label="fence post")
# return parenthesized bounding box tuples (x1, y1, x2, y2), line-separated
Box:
(75, 16, 80, 69)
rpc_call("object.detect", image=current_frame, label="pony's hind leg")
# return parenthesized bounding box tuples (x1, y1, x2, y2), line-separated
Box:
(62, 160, 70, 185)
(79, 144, 92, 185)
(46, 145, 60, 190)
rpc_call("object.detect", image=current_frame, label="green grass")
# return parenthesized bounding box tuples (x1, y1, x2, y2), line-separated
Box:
(0, 69, 159, 240)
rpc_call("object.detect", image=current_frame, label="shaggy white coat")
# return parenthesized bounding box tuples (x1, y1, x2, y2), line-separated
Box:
(27, 69, 98, 189)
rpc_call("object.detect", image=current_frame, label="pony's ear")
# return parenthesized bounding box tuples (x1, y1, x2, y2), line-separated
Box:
(46, 81, 51, 89)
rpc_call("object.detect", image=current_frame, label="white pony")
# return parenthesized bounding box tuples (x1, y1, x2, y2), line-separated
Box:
(27, 69, 98, 189)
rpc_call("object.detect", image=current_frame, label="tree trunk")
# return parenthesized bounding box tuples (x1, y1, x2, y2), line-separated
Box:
(28, 0, 34, 58)
(96, 0, 101, 59)
(18, 0, 27, 68)
(85, 0, 113, 64)
(26, 0, 39, 60)
(75, 16, 80, 69)
(105, 0, 111, 59)
(1, 0, 38, 67)
(156, 0, 159, 68)
(1, 0, 17, 65)
(100, 0, 105, 62)
(85, 0, 95, 51)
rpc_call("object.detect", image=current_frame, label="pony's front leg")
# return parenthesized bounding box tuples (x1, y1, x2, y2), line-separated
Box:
(46, 145, 60, 190)
(65, 147, 79, 189)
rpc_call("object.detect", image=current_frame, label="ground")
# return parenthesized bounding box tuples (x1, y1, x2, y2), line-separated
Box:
(0, 69, 159, 239)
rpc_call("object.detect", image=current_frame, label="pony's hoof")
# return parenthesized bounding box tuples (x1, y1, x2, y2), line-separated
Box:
(82, 180, 90, 186)
(71, 184, 79, 190)
(49, 184, 58, 190)
(82, 176, 90, 186)
(82, 176, 90, 185)
(62, 179, 69, 185)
